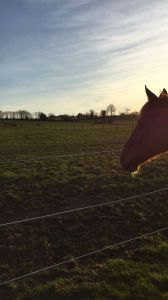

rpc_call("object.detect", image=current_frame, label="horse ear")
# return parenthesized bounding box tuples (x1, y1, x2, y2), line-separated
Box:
(145, 85, 158, 102)
(163, 88, 167, 94)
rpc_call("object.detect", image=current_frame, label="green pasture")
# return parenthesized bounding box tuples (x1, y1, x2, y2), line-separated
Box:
(0, 119, 168, 300)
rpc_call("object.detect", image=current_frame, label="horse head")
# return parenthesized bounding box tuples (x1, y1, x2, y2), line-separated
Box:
(120, 86, 168, 172)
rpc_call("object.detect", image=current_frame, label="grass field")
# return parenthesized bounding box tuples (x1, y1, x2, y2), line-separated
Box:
(0, 119, 168, 300)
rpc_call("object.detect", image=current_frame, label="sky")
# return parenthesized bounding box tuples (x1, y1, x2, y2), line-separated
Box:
(0, 0, 168, 115)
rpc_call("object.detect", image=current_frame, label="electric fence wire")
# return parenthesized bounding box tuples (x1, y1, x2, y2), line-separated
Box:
(0, 225, 167, 286)
(0, 149, 122, 166)
(0, 186, 168, 229)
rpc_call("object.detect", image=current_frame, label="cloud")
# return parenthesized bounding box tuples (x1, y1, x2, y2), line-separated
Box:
(0, 0, 168, 113)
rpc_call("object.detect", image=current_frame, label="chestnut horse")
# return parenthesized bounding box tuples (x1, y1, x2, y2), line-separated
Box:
(120, 86, 168, 172)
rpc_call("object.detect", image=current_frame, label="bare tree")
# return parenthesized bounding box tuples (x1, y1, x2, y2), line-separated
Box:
(106, 104, 116, 116)
(100, 110, 107, 118)
(16, 110, 32, 119)
(33, 112, 42, 119)
(3, 111, 9, 119)
(125, 108, 130, 115)
(89, 109, 97, 119)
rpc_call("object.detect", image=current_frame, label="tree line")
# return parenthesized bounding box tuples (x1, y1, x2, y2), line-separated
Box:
(0, 105, 138, 121)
